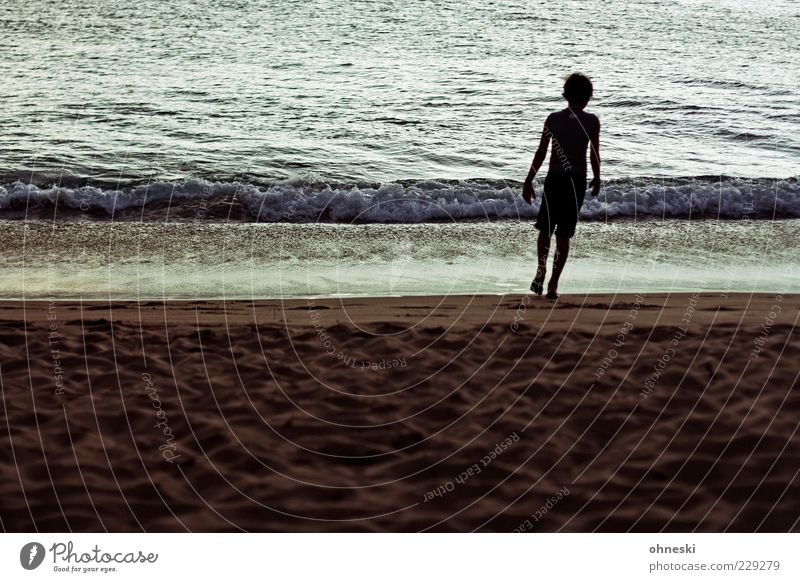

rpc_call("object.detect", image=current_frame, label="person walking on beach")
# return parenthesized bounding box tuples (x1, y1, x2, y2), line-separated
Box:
(522, 73, 600, 299)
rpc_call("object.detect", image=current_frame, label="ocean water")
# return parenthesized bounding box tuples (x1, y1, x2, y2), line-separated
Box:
(3, 0, 799, 184)
(1, 0, 798, 296)
(4, 219, 798, 299)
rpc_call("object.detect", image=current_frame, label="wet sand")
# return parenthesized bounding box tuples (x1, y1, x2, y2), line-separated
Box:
(0, 292, 798, 532)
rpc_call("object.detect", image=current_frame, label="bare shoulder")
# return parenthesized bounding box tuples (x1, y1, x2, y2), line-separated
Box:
(587, 111, 600, 132)
(542, 111, 557, 132)
(545, 109, 564, 126)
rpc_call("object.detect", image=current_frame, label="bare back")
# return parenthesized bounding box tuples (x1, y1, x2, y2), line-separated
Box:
(545, 108, 599, 176)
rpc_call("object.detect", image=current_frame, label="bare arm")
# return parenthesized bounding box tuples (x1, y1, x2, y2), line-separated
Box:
(522, 122, 551, 204)
(589, 118, 601, 195)
(526, 123, 551, 183)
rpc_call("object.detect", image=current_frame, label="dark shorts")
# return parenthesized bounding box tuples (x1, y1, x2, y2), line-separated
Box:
(535, 173, 586, 239)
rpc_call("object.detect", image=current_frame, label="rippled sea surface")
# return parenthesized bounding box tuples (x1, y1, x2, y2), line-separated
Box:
(2, 0, 798, 184)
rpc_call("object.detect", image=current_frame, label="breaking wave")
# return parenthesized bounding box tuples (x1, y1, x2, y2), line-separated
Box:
(0, 176, 797, 222)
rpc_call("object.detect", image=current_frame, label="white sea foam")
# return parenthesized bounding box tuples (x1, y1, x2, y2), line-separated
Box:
(0, 177, 797, 222)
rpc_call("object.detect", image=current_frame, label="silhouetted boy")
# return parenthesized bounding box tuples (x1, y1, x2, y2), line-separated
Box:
(523, 73, 600, 299)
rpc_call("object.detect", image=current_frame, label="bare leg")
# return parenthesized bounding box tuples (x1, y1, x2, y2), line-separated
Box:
(547, 236, 570, 299)
(531, 230, 551, 294)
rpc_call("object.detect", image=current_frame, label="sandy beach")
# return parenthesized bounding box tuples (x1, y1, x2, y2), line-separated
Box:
(0, 292, 797, 532)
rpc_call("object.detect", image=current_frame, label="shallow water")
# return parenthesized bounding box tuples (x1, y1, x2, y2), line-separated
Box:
(3, 219, 797, 299)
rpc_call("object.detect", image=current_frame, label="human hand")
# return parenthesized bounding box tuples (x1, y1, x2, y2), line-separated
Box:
(589, 177, 601, 197)
(522, 181, 534, 204)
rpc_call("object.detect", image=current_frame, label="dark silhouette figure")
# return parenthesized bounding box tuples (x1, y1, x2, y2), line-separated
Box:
(523, 73, 601, 299)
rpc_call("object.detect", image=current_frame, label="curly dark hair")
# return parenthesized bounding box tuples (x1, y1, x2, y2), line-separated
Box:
(562, 72, 593, 103)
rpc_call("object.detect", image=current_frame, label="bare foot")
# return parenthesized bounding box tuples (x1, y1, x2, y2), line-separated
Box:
(546, 282, 559, 300)
(530, 267, 546, 295)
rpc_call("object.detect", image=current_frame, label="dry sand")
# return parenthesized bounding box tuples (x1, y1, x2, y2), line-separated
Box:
(0, 292, 798, 532)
